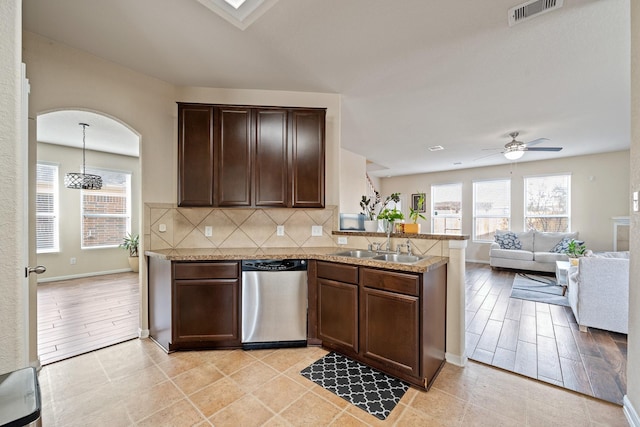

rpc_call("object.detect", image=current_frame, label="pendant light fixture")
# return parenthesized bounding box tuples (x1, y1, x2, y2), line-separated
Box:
(64, 123, 103, 190)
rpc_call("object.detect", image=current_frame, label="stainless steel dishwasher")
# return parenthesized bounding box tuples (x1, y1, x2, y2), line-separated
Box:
(241, 259, 308, 349)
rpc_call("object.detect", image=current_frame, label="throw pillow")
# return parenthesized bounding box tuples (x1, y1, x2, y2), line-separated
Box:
(495, 232, 522, 250)
(551, 237, 585, 253)
(551, 236, 573, 253)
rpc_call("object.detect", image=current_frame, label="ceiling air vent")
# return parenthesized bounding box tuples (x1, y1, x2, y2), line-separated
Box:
(508, 0, 563, 26)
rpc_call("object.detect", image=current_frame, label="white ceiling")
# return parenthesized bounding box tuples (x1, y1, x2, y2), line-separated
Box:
(23, 0, 630, 177)
(37, 110, 140, 157)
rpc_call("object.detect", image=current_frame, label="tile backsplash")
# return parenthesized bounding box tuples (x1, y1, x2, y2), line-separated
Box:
(145, 204, 338, 250)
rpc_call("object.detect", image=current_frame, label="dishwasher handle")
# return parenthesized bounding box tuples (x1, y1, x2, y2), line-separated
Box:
(241, 259, 307, 272)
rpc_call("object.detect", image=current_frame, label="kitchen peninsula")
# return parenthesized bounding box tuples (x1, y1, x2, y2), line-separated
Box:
(146, 229, 469, 389)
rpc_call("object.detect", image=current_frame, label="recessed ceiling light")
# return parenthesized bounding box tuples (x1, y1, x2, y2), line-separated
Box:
(453, 162, 462, 165)
(429, 145, 444, 151)
(223, 0, 246, 9)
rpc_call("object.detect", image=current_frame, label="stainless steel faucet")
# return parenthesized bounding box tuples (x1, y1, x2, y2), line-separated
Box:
(396, 239, 412, 255)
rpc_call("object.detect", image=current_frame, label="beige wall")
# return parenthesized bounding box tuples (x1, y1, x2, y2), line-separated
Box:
(339, 148, 368, 215)
(627, 0, 639, 421)
(37, 142, 141, 280)
(378, 150, 630, 262)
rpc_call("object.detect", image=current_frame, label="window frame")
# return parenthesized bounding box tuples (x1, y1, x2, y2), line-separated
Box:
(80, 167, 132, 249)
(523, 173, 571, 232)
(36, 161, 60, 254)
(472, 178, 511, 242)
(430, 182, 462, 235)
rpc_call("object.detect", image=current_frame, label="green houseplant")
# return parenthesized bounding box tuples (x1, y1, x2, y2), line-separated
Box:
(406, 192, 426, 233)
(360, 192, 381, 231)
(120, 233, 140, 272)
(566, 239, 586, 266)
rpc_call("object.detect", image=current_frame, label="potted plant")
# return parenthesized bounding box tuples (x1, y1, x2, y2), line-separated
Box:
(566, 239, 586, 266)
(120, 232, 140, 273)
(376, 192, 402, 233)
(377, 207, 404, 234)
(360, 192, 381, 232)
(405, 192, 426, 234)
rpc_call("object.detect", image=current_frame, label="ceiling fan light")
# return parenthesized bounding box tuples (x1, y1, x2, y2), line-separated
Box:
(504, 149, 524, 160)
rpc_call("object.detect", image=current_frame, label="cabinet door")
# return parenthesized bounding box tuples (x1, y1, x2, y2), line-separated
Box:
(173, 278, 240, 345)
(178, 105, 214, 206)
(317, 278, 358, 354)
(361, 287, 420, 377)
(216, 107, 253, 206)
(255, 109, 288, 207)
(290, 109, 325, 208)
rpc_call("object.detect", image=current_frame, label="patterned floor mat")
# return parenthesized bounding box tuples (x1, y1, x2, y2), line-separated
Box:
(300, 351, 409, 420)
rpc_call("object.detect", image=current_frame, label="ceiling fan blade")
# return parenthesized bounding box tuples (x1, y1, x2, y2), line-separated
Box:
(524, 138, 549, 147)
(524, 147, 563, 152)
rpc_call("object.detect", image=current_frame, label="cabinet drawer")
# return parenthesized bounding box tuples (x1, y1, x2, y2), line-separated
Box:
(361, 268, 420, 296)
(174, 262, 239, 280)
(317, 261, 358, 284)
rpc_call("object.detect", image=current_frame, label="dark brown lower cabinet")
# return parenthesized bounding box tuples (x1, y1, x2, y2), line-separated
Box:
(360, 287, 420, 377)
(311, 260, 447, 390)
(148, 258, 241, 351)
(317, 278, 359, 355)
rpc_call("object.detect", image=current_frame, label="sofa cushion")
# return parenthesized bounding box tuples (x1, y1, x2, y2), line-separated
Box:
(494, 231, 521, 249)
(517, 230, 534, 252)
(534, 251, 569, 263)
(490, 248, 534, 261)
(534, 231, 578, 252)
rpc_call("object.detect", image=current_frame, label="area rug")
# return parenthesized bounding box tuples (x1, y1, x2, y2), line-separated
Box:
(510, 273, 569, 306)
(300, 352, 409, 420)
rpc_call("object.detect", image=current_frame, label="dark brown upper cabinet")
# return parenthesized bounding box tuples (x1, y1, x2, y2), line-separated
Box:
(177, 103, 326, 208)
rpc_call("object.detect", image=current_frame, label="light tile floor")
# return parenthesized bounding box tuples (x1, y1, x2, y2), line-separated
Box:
(38, 339, 628, 426)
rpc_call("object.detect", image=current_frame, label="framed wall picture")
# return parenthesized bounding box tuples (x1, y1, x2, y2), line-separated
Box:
(411, 193, 426, 212)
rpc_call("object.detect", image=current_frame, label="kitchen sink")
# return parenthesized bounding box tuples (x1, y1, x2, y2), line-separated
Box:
(372, 254, 425, 264)
(331, 250, 378, 258)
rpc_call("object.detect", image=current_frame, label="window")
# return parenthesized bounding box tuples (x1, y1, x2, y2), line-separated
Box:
(81, 167, 132, 248)
(431, 183, 462, 234)
(524, 174, 570, 232)
(36, 162, 59, 253)
(473, 179, 510, 241)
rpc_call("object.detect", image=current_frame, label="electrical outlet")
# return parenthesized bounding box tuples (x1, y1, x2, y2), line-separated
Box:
(311, 225, 323, 236)
(158, 223, 166, 232)
(276, 225, 285, 236)
(70, 257, 76, 265)
(204, 226, 213, 237)
(337, 237, 348, 245)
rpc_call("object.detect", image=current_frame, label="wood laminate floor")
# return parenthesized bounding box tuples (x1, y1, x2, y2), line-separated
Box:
(37, 272, 140, 365)
(465, 262, 627, 405)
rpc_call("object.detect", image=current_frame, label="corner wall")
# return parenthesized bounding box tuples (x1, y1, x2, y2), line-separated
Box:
(625, 1, 640, 424)
(0, 0, 25, 372)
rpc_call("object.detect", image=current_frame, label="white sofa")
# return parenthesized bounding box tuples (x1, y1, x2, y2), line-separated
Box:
(568, 252, 629, 334)
(489, 230, 576, 273)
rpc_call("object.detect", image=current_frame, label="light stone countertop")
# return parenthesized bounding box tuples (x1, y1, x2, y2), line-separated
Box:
(145, 247, 447, 273)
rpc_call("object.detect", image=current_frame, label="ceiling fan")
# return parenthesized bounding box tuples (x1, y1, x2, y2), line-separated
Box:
(480, 132, 563, 161)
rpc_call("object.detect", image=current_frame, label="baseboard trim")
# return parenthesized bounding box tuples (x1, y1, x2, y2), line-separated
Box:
(466, 259, 490, 264)
(445, 352, 467, 367)
(37, 268, 134, 283)
(624, 395, 640, 427)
